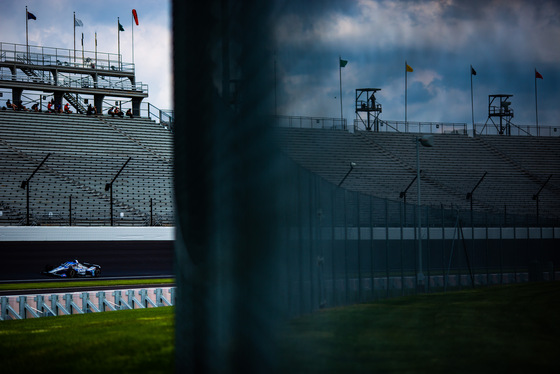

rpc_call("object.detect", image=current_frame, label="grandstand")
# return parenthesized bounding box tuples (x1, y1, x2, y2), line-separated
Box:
(1, 40, 558, 229)
(276, 123, 560, 226)
(0, 110, 173, 226)
(0, 41, 173, 226)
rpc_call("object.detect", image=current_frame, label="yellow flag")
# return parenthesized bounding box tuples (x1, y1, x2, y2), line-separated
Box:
(406, 64, 413, 72)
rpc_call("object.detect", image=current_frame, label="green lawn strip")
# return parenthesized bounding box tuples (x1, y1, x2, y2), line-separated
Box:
(278, 282, 560, 373)
(0, 307, 175, 374)
(2, 282, 559, 373)
(0, 278, 174, 291)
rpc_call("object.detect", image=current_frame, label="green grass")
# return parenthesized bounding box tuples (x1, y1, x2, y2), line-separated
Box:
(278, 282, 560, 373)
(0, 307, 175, 374)
(0, 278, 174, 291)
(1, 282, 559, 373)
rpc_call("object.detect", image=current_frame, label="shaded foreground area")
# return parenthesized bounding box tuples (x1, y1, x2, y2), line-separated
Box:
(1, 282, 559, 373)
(278, 282, 560, 373)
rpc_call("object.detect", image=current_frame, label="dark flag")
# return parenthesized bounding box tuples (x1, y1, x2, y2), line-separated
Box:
(535, 70, 543, 79)
(27, 11, 37, 20)
(471, 66, 477, 75)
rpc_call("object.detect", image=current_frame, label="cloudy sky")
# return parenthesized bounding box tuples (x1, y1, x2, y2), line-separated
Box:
(2, 0, 559, 131)
(274, 0, 560, 129)
(1, 0, 172, 111)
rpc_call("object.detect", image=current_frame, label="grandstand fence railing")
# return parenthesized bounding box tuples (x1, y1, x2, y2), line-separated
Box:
(0, 41, 133, 73)
(275, 115, 347, 130)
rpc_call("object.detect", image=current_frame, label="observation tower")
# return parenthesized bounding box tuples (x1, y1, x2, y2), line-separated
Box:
(355, 88, 382, 131)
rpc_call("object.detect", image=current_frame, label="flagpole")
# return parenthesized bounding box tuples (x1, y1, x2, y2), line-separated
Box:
(118, 17, 121, 70)
(95, 32, 98, 68)
(74, 12, 76, 63)
(535, 69, 539, 136)
(339, 56, 343, 122)
(81, 33, 84, 66)
(26, 6, 29, 63)
(405, 60, 408, 129)
(470, 65, 474, 131)
(131, 12, 134, 66)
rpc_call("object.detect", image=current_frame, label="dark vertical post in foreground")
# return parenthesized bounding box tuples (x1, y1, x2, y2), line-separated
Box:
(173, 1, 280, 373)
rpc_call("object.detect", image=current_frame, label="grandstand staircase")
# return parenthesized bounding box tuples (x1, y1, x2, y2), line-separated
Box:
(18, 63, 87, 114)
(63, 93, 87, 114)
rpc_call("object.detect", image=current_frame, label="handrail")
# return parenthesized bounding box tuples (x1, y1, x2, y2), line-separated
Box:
(141, 102, 174, 131)
(0, 41, 133, 73)
(354, 119, 468, 134)
(0, 71, 148, 94)
(274, 115, 347, 130)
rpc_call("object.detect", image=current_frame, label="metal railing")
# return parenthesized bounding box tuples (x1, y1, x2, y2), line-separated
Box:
(0, 41, 134, 73)
(141, 102, 174, 131)
(474, 123, 560, 137)
(1, 287, 175, 320)
(275, 115, 347, 130)
(354, 119, 468, 134)
(0, 71, 148, 94)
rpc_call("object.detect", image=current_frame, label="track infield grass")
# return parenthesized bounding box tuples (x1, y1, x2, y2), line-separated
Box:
(1, 282, 559, 373)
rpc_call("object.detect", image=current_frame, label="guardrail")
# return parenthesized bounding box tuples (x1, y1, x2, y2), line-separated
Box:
(1, 287, 175, 320)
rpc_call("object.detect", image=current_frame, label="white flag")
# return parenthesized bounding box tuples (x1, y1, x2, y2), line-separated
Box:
(75, 18, 83, 27)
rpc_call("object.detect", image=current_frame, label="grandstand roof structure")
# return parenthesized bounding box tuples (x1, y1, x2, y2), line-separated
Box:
(0, 42, 147, 116)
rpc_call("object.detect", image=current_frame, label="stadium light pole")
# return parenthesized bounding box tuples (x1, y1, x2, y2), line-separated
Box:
(338, 162, 356, 187)
(20, 153, 51, 226)
(105, 157, 131, 226)
(400, 173, 419, 226)
(466, 171, 487, 269)
(532, 174, 552, 226)
(416, 135, 433, 290)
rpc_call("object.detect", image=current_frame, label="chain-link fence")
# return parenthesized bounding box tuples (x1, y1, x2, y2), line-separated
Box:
(277, 161, 559, 318)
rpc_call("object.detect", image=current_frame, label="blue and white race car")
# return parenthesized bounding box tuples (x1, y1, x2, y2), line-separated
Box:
(42, 259, 101, 278)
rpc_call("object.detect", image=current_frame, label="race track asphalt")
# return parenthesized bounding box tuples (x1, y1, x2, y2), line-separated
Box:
(0, 241, 174, 281)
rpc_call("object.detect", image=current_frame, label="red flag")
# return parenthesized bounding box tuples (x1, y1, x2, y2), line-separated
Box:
(132, 9, 139, 26)
(535, 70, 543, 79)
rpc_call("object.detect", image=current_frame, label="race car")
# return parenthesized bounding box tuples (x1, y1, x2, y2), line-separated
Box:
(42, 259, 101, 278)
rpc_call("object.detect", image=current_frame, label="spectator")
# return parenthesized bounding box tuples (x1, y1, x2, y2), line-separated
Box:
(6, 99, 16, 110)
(126, 108, 133, 118)
(16, 101, 28, 111)
(87, 104, 95, 115)
(55, 103, 62, 113)
(108, 106, 115, 117)
(47, 101, 54, 113)
(31, 103, 39, 112)
(64, 103, 72, 114)
(114, 107, 124, 118)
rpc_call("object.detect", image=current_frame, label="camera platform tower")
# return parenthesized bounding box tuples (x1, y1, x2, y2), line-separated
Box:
(355, 88, 382, 131)
(484, 94, 514, 135)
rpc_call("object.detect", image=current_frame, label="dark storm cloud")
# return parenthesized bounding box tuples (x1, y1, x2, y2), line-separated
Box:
(273, 0, 560, 126)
